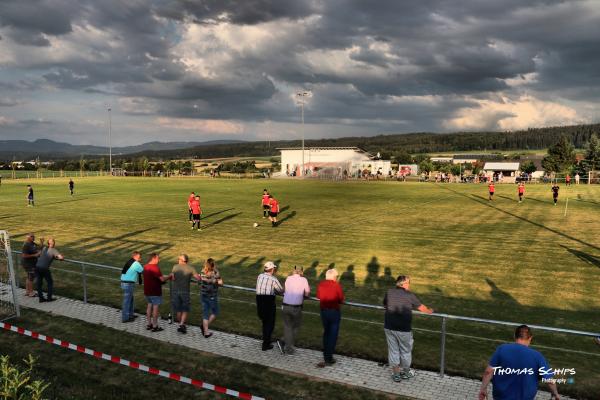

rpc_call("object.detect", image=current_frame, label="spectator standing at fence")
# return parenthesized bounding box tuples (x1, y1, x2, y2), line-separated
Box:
(199, 258, 222, 338)
(171, 254, 200, 334)
(120, 251, 143, 323)
(383, 275, 433, 382)
(518, 182, 525, 203)
(21, 233, 40, 297)
(26, 185, 34, 206)
(575, 173, 580, 185)
(68, 179, 74, 196)
(316, 268, 345, 367)
(479, 325, 560, 400)
(187, 192, 195, 225)
(35, 237, 64, 302)
(256, 261, 284, 350)
(276, 265, 310, 355)
(565, 174, 571, 186)
(552, 184, 560, 205)
(143, 253, 171, 332)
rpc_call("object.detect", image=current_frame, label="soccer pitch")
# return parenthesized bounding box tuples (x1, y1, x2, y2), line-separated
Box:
(1, 177, 599, 397)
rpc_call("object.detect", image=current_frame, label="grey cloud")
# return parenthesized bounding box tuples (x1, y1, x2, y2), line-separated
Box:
(0, 0, 599, 143)
(156, 0, 317, 25)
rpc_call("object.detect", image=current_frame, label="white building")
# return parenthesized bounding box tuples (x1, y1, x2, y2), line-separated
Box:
(278, 147, 391, 177)
(483, 162, 520, 183)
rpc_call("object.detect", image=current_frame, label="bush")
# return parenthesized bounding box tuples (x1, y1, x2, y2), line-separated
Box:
(0, 354, 49, 400)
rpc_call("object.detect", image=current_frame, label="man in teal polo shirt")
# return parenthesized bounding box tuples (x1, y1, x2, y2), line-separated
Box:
(120, 251, 143, 323)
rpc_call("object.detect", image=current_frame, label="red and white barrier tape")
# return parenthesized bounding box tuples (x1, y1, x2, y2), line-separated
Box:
(0, 321, 264, 400)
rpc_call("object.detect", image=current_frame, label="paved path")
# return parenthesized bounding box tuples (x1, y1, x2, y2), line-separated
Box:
(12, 290, 565, 400)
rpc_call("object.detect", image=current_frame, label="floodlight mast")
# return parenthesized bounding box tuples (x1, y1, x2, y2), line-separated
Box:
(296, 90, 312, 177)
(108, 107, 112, 176)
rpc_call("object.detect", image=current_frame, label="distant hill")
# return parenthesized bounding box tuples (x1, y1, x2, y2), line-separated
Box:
(0, 139, 245, 161)
(2, 123, 599, 162)
(129, 123, 600, 160)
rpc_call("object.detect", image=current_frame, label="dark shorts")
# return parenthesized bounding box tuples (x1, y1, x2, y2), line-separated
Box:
(192, 213, 201, 220)
(171, 292, 191, 312)
(489, 192, 494, 196)
(146, 296, 162, 306)
(263, 205, 270, 210)
(269, 211, 278, 217)
(201, 295, 220, 320)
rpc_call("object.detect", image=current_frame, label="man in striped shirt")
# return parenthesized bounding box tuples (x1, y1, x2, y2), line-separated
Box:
(256, 261, 284, 351)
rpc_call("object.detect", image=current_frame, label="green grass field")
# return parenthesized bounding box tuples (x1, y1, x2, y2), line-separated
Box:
(1, 177, 599, 398)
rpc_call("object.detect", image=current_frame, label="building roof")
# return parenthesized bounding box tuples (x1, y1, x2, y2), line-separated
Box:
(483, 162, 520, 171)
(452, 154, 488, 160)
(277, 147, 375, 158)
(277, 147, 364, 151)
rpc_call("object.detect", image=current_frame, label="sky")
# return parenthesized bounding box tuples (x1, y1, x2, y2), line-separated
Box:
(1, 0, 599, 146)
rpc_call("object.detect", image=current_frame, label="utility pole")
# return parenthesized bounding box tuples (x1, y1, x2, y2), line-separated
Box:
(108, 107, 112, 176)
(296, 90, 312, 177)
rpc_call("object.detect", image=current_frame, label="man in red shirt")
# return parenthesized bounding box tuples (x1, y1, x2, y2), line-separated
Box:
(191, 195, 202, 231)
(518, 182, 525, 203)
(187, 192, 195, 226)
(261, 189, 270, 218)
(268, 194, 279, 227)
(143, 253, 172, 332)
(488, 182, 495, 201)
(316, 268, 345, 367)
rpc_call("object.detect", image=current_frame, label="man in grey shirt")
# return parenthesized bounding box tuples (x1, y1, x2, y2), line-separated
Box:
(35, 238, 64, 302)
(21, 233, 41, 297)
(383, 275, 433, 382)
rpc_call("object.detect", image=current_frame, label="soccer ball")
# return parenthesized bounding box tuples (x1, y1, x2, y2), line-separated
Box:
(253, 222, 259, 228)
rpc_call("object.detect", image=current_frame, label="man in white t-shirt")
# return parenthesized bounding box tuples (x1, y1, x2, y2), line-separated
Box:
(277, 266, 310, 355)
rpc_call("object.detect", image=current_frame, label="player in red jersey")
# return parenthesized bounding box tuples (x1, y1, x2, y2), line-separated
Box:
(191, 195, 202, 230)
(187, 192, 195, 225)
(268, 195, 279, 227)
(488, 182, 495, 201)
(261, 189, 270, 218)
(517, 182, 525, 203)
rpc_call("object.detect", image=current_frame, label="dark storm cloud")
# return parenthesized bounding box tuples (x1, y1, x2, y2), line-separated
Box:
(156, 0, 317, 25)
(0, 0, 598, 142)
(0, 0, 75, 46)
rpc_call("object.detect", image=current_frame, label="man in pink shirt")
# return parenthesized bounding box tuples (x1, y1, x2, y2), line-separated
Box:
(276, 266, 310, 355)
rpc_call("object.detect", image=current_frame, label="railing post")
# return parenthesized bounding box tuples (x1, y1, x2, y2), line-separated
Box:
(440, 316, 447, 377)
(81, 263, 87, 303)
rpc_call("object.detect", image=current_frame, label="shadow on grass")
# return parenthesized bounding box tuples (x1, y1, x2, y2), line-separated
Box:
(561, 245, 600, 269)
(442, 186, 600, 252)
(57, 227, 174, 261)
(277, 210, 296, 225)
(485, 278, 519, 305)
(202, 207, 235, 220)
(38, 197, 91, 207)
(279, 205, 290, 213)
(203, 212, 242, 228)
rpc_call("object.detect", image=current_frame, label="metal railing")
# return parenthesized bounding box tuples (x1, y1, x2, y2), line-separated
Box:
(11, 251, 600, 377)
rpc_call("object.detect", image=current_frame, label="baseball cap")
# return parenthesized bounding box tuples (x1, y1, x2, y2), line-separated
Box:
(264, 261, 277, 271)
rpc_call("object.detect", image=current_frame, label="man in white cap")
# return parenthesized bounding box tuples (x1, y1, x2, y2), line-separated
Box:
(256, 261, 284, 350)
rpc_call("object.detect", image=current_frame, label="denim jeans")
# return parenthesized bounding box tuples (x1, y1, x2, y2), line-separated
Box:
(36, 268, 53, 300)
(121, 282, 135, 322)
(320, 308, 341, 362)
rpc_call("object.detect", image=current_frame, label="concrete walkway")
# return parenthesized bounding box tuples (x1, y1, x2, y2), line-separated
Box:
(12, 290, 566, 400)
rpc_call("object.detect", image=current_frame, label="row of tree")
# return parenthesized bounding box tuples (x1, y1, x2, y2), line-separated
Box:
(542, 134, 600, 175)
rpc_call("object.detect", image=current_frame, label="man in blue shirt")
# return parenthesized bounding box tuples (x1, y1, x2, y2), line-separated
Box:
(479, 325, 560, 400)
(120, 251, 143, 323)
